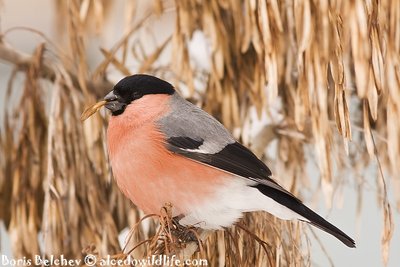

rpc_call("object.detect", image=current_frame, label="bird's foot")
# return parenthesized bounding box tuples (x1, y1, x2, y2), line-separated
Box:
(170, 216, 199, 244)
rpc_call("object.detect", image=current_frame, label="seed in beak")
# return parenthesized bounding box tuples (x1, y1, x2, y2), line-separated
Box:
(80, 100, 107, 121)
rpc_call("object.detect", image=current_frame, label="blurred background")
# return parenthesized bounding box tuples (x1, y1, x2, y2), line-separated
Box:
(0, 0, 399, 266)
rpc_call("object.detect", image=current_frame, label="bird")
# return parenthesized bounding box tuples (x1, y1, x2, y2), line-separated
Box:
(103, 74, 355, 248)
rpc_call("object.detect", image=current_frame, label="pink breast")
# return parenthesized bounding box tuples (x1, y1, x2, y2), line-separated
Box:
(107, 95, 228, 216)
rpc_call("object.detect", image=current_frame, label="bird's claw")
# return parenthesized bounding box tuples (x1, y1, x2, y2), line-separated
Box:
(171, 216, 199, 244)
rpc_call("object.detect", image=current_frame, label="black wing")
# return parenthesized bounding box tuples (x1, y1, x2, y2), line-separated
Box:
(167, 137, 270, 178)
(166, 137, 292, 194)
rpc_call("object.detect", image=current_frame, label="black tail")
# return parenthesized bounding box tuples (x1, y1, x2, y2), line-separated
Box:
(253, 184, 356, 248)
(298, 205, 356, 248)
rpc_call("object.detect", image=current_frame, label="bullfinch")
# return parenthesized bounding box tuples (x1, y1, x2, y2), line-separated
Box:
(103, 74, 355, 248)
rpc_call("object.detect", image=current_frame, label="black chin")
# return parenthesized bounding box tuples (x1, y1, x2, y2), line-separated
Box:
(105, 101, 127, 116)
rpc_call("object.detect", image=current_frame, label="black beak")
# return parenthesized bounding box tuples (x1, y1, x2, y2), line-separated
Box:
(104, 90, 126, 115)
(104, 91, 118, 102)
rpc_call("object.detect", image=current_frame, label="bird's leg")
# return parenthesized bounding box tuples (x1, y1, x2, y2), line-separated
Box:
(170, 215, 199, 244)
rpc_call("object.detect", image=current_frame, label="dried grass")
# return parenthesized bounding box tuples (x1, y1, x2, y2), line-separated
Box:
(0, 0, 399, 266)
